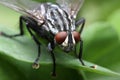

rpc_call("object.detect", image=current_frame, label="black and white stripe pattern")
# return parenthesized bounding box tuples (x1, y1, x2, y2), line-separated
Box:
(32, 3, 76, 34)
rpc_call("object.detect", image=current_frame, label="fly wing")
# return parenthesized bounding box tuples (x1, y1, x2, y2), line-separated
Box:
(56, 0, 84, 18)
(0, 0, 44, 24)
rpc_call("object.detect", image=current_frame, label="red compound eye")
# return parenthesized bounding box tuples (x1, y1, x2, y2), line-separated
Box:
(72, 31, 80, 43)
(55, 31, 67, 44)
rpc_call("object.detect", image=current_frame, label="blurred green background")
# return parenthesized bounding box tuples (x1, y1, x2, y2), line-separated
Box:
(0, 0, 120, 80)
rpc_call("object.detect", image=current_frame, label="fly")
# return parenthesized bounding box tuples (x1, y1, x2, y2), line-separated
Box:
(0, 0, 86, 76)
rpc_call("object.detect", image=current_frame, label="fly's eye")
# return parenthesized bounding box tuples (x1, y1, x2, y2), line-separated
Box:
(55, 32, 67, 44)
(72, 31, 80, 43)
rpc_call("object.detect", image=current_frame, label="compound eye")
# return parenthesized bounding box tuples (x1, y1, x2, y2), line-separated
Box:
(72, 31, 80, 43)
(55, 31, 67, 44)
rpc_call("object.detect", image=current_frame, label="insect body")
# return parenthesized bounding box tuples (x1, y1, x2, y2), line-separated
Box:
(0, 0, 85, 76)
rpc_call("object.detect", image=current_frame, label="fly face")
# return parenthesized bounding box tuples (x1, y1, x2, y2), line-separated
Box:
(55, 31, 81, 52)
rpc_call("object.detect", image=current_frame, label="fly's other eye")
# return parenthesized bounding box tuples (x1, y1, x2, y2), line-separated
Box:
(55, 31, 67, 44)
(72, 31, 80, 43)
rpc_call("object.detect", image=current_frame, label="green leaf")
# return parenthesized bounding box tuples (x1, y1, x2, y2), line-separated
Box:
(82, 22, 120, 80)
(81, 0, 120, 25)
(108, 9, 120, 39)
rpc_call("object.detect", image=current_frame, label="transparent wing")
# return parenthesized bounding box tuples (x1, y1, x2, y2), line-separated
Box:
(0, 0, 44, 23)
(0, 0, 40, 13)
(56, 0, 84, 17)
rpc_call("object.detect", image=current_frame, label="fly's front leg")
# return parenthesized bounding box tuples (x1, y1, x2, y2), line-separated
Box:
(75, 18, 85, 65)
(76, 18, 97, 68)
(48, 42, 56, 76)
(78, 39, 97, 68)
(0, 16, 25, 38)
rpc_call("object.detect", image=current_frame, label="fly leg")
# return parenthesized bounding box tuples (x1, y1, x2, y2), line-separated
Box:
(26, 26, 41, 69)
(75, 18, 97, 68)
(75, 18, 85, 65)
(48, 42, 56, 76)
(23, 17, 41, 69)
(0, 16, 25, 37)
(78, 39, 85, 65)
(0, 15, 42, 68)
(74, 39, 85, 66)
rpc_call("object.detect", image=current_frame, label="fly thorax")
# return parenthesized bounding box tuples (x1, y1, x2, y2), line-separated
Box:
(43, 3, 77, 35)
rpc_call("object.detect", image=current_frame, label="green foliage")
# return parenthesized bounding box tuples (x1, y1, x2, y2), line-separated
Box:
(0, 0, 120, 80)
